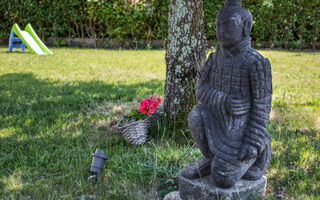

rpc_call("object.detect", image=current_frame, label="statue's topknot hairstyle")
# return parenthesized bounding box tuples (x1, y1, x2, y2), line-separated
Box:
(217, 0, 253, 34)
(224, 0, 242, 7)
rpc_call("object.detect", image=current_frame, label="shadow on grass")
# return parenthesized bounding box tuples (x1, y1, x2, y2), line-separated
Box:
(0, 72, 164, 135)
(267, 120, 320, 198)
(0, 73, 164, 199)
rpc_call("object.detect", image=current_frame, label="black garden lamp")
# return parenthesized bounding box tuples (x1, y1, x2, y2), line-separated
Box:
(88, 148, 108, 184)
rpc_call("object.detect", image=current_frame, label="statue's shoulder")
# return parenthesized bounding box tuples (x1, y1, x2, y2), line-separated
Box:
(243, 48, 266, 65)
(243, 48, 271, 72)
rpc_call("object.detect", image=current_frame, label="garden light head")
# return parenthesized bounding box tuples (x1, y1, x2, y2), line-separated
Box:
(88, 148, 108, 184)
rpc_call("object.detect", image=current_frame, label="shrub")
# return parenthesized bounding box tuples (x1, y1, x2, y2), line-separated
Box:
(1, 0, 319, 46)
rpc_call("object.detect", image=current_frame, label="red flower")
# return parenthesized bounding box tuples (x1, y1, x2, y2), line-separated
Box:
(138, 96, 161, 116)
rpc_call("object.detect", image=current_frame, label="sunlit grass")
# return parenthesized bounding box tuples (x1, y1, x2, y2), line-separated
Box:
(0, 47, 319, 199)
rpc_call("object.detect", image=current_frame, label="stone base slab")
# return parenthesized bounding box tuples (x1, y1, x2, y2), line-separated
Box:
(179, 175, 267, 200)
(164, 191, 181, 200)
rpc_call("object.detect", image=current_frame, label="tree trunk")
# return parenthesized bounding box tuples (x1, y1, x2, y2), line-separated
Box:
(164, 0, 206, 133)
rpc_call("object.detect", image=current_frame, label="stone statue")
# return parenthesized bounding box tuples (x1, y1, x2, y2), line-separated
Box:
(180, 0, 272, 194)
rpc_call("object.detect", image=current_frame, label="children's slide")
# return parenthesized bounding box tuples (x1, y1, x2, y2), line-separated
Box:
(11, 23, 53, 55)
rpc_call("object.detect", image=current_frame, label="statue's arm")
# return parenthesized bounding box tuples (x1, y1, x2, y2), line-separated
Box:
(243, 58, 273, 156)
(196, 52, 225, 107)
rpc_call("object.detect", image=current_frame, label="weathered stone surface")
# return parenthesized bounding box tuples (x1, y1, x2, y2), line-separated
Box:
(164, 191, 182, 200)
(179, 175, 267, 200)
(180, 0, 272, 190)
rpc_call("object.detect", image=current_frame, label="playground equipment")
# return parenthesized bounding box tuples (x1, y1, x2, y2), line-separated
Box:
(9, 31, 26, 52)
(9, 23, 53, 55)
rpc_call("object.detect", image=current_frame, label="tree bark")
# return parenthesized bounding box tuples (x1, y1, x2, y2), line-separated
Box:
(164, 0, 206, 132)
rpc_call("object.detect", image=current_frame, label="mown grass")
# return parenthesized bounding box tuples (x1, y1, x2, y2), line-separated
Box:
(0, 47, 319, 200)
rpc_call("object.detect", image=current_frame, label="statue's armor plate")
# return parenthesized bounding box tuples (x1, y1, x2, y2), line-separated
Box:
(211, 50, 250, 97)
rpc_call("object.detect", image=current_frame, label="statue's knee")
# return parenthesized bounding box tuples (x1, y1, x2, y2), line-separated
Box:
(188, 105, 206, 124)
(188, 106, 203, 130)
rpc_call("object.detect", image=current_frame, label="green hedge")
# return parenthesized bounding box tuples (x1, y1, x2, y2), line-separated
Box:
(1, 0, 319, 46)
(1, 0, 169, 41)
(204, 0, 320, 47)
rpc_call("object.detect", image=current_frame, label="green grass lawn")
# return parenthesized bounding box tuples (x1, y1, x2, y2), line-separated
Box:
(0, 47, 319, 200)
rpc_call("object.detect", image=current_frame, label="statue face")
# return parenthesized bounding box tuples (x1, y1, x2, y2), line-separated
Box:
(216, 14, 244, 48)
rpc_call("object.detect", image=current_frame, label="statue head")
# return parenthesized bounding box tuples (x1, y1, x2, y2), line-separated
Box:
(216, 0, 253, 48)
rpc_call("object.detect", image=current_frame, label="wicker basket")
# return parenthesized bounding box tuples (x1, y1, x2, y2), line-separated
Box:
(116, 116, 153, 145)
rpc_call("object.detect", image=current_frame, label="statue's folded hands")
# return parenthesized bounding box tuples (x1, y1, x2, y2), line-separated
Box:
(238, 143, 258, 161)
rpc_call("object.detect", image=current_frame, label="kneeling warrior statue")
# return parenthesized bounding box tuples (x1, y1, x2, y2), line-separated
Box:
(181, 0, 272, 188)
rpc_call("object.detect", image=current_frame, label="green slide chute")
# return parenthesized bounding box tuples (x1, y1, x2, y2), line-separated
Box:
(11, 23, 53, 55)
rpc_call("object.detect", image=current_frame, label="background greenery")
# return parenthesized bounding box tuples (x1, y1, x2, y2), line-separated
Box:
(1, 0, 319, 47)
(0, 47, 319, 199)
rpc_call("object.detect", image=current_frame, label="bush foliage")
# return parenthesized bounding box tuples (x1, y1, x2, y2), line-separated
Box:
(1, 0, 319, 45)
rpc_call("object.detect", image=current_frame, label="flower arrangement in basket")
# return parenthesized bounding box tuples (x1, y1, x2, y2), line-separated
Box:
(116, 96, 161, 145)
